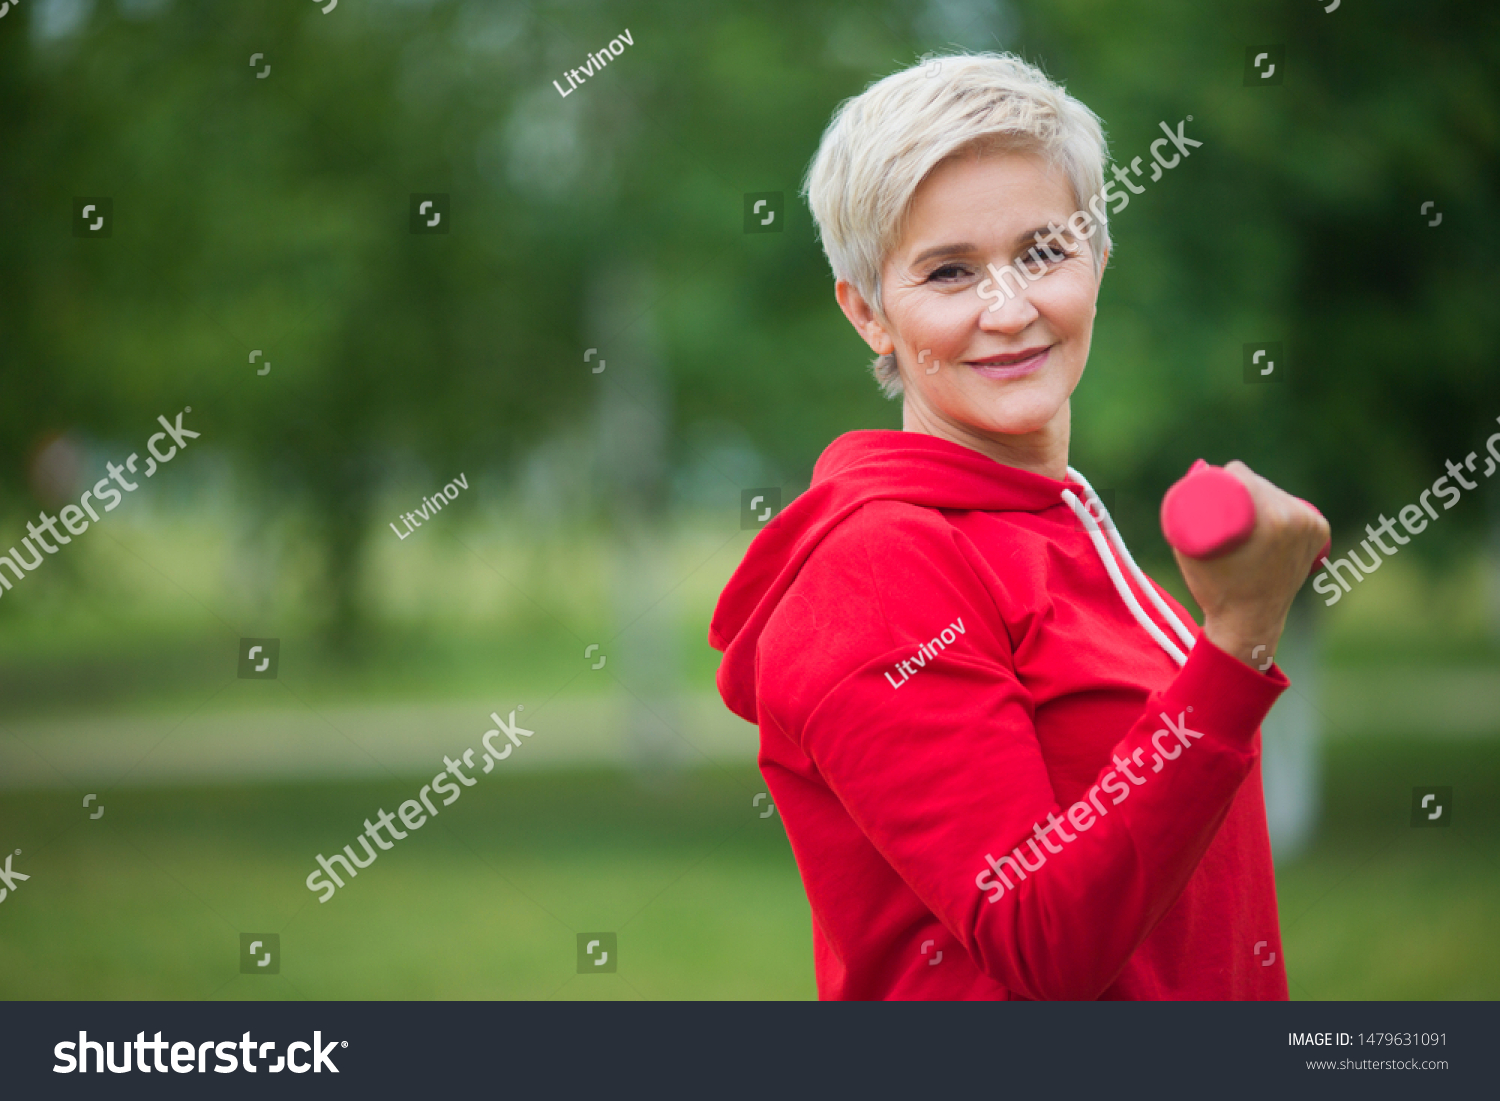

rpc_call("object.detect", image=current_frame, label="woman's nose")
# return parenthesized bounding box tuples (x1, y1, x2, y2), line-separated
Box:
(977, 286, 1039, 332)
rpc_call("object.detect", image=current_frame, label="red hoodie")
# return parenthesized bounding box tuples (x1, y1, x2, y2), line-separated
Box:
(710, 430, 1290, 1001)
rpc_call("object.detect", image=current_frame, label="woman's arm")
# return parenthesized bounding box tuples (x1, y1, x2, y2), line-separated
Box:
(796, 626, 1281, 1000)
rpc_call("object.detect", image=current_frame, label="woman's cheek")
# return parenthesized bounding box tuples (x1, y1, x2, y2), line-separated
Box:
(936, 297, 982, 346)
(1064, 271, 1103, 325)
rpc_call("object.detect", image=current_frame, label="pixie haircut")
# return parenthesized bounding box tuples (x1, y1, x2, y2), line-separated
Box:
(803, 52, 1111, 397)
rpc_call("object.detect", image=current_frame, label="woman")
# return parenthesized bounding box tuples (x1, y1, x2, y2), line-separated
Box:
(709, 53, 1328, 1000)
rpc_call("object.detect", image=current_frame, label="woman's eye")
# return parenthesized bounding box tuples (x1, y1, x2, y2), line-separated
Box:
(1024, 245, 1071, 265)
(926, 263, 972, 283)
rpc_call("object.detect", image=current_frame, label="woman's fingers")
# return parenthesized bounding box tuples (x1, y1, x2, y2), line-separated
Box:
(1221, 462, 1330, 573)
(1177, 461, 1330, 668)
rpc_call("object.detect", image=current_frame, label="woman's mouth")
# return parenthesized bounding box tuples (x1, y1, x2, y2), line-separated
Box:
(965, 345, 1052, 380)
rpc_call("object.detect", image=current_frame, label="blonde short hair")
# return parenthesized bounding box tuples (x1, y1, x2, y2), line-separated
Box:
(803, 52, 1111, 397)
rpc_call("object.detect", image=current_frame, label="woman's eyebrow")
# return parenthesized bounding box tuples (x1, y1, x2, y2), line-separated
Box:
(1015, 224, 1068, 246)
(911, 227, 1074, 266)
(909, 243, 978, 265)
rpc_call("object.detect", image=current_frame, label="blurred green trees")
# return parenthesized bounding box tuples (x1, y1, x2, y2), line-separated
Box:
(2, 0, 1497, 639)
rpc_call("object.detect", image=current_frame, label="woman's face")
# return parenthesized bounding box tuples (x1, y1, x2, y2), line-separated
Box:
(837, 147, 1106, 473)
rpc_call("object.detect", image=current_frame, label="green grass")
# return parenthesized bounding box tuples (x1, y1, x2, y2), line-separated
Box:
(1276, 734, 1500, 1000)
(0, 767, 815, 1000)
(1, 740, 1496, 1000)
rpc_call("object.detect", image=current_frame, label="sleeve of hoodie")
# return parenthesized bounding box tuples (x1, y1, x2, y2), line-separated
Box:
(756, 500, 1287, 1002)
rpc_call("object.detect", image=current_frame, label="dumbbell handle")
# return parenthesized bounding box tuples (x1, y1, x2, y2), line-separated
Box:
(1160, 460, 1330, 570)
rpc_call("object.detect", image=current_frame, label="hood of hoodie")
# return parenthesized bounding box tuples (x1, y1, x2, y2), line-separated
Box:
(710, 429, 1089, 723)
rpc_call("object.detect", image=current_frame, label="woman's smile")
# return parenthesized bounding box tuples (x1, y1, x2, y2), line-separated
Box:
(965, 344, 1053, 379)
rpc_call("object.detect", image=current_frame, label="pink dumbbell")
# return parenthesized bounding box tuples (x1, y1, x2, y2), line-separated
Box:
(1160, 459, 1330, 572)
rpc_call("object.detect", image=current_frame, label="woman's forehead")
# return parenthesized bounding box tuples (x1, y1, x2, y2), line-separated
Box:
(900, 151, 1076, 249)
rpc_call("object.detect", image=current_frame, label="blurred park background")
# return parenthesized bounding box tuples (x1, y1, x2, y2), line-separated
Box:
(1, 0, 1498, 1000)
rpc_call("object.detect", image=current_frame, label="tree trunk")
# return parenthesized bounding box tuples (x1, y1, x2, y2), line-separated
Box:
(314, 456, 375, 657)
(588, 261, 683, 778)
(1489, 493, 1500, 649)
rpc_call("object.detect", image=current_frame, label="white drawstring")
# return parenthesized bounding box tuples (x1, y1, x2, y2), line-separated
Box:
(1066, 467, 1198, 653)
(1061, 471, 1197, 667)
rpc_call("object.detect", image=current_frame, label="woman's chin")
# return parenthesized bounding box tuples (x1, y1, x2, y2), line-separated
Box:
(947, 402, 1061, 440)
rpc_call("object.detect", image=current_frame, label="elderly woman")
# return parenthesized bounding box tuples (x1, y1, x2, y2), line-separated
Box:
(710, 54, 1328, 1000)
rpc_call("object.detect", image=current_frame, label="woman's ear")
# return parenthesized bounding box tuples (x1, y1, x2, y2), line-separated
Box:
(835, 279, 896, 356)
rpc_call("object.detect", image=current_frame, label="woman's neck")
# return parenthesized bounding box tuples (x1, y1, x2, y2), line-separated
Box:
(902, 399, 1071, 481)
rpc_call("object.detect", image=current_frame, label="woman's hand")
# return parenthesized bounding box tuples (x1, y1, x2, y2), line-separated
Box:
(1171, 461, 1331, 671)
